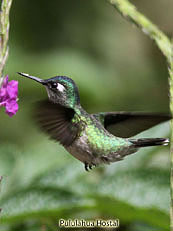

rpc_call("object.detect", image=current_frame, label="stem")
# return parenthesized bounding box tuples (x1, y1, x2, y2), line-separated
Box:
(107, 0, 173, 229)
(0, 0, 12, 85)
(108, 0, 172, 64)
(169, 43, 173, 230)
(0, 176, 2, 213)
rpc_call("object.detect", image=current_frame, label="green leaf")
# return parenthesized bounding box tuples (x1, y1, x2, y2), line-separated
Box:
(0, 123, 170, 230)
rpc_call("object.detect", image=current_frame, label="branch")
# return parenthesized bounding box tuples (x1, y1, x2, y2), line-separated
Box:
(107, 0, 173, 230)
(0, 0, 12, 85)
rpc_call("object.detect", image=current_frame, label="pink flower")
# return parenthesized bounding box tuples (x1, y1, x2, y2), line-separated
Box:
(0, 75, 18, 117)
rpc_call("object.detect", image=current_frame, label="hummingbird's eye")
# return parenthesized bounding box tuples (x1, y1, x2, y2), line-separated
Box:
(51, 82, 57, 88)
(50, 82, 65, 92)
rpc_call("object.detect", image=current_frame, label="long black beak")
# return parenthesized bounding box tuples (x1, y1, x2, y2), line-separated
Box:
(17, 72, 46, 85)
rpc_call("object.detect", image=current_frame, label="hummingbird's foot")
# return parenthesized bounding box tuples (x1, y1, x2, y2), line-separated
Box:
(84, 162, 96, 171)
(84, 162, 89, 171)
(89, 165, 93, 170)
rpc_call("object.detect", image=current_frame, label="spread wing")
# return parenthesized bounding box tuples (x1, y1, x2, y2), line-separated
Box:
(92, 112, 171, 138)
(34, 100, 80, 147)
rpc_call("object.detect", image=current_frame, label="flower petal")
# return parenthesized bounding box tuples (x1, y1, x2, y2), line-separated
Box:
(0, 87, 7, 99)
(2, 75, 9, 87)
(0, 101, 6, 107)
(7, 80, 18, 99)
(5, 99, 18, 117)
(0, 75, 19, 117)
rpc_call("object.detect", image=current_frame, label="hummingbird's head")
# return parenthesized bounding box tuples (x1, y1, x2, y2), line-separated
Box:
(18, 73, 80, 108)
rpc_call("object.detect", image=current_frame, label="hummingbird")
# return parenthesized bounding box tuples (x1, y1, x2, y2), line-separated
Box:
(18, 72, 170, 171)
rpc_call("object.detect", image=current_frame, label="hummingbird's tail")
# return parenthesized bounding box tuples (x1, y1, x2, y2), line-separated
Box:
(129, 138, 169, 148)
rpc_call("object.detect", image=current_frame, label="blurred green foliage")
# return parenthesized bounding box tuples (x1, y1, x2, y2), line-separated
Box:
(0, 0, 172, 230)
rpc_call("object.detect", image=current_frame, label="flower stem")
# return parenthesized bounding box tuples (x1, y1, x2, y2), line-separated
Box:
(0, 0, 12, 86)
(107, 0, 173, 229)
(169, 43, 173, 230)
(0, 176, 2, 213)
(108, 0, 172, 62)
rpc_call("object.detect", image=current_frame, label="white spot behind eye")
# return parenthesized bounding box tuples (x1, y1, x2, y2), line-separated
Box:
(57, 83, 65, 92)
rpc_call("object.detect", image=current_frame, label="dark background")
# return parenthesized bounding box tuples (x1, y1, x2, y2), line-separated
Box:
(0, 0, 172, 230)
